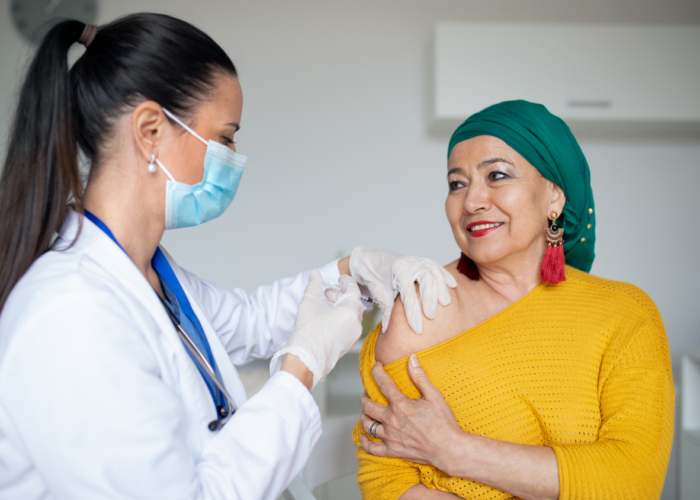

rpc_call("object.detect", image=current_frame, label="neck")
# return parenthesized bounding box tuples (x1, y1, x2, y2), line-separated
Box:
(474, 241, 547, 304)
(83, 161, 165, 279)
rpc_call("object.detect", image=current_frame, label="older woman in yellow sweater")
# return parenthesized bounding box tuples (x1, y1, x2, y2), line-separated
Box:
(352, 100, 674, 500)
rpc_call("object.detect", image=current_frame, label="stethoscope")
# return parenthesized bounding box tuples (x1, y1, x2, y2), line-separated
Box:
(158, 296, 238, 432)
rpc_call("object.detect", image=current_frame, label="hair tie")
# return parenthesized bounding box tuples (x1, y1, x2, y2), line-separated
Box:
(78, 24, 97, 47)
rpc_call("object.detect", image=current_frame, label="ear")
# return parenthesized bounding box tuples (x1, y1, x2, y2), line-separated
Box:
(131, 101, 167, 162)
(548, 182, 567, 220)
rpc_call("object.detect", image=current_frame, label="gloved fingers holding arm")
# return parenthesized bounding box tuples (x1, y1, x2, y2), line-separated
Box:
(348, 247, 457, 334)
(396, 270, 424, 334)
(270, 270, 365, 389)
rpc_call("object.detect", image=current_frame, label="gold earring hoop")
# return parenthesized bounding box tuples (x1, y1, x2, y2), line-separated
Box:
(147, 154, 157, 173)
(546, 213, 563, 243)
(541, 210, 566, 283)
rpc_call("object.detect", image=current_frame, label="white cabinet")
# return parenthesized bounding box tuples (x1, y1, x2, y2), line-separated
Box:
(431, 24, 700, 132)
(681, 349, 700, 500)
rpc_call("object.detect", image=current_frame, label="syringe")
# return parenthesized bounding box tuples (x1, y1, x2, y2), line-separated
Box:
(360, 295, 380, 306)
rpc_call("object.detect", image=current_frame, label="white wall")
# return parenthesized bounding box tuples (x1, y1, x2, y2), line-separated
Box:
(1, 0, 699, 365)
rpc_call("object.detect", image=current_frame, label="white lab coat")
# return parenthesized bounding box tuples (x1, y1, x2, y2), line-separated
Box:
(0, 210, 340, 500)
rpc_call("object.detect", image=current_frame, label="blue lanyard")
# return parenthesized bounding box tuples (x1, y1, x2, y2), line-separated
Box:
(83, 210, 229, 414)
(151, 248, 228, 411)
(84, 210, 129, 257)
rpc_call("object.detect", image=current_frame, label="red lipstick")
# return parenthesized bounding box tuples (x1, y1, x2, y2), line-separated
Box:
(466, 220, 504, 238)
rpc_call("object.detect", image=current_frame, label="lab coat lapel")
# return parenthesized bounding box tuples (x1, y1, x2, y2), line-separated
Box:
(57, 211, 220, 444)
(159, 248, 248, 409)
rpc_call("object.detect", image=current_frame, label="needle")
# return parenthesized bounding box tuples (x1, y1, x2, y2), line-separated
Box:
(324, 281, 379, 306)
(360, 295, 380, 306)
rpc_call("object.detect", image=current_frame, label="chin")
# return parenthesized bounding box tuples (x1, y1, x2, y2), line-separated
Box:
(463, 244, 512, 267)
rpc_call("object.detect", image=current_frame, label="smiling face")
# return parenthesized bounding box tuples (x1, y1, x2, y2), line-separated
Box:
(445, 136, 566, 271)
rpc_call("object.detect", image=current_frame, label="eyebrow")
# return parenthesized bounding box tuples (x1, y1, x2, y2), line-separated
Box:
(447, 157, 514, 177)
(479, 157, 513, 169)
(226, 122, 241, 132)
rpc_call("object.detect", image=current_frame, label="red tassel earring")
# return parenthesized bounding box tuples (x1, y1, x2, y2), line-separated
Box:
(541, 211, 566, 284)
(457, 253, 480, 281)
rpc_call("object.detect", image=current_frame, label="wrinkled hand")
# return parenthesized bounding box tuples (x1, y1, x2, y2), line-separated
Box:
(349, 247, 457, 334)
(270, 270, 365, 388)
(359, 355, 463, 472)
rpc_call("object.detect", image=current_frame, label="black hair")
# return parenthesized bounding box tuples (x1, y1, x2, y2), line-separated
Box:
(0, 13, 237, 312)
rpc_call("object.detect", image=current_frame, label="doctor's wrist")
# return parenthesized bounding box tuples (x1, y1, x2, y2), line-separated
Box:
(280, 354, 313, 391)
(337, 256, 351, 276)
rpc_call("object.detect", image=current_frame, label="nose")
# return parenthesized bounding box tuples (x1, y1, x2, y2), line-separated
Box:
(463, 180, 491, 214)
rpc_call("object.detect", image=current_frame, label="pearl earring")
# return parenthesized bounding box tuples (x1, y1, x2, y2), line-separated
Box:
(147, 154, 157, 173)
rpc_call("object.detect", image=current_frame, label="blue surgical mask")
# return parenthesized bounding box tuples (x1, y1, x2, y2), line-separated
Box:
(155, 108, 247, 230)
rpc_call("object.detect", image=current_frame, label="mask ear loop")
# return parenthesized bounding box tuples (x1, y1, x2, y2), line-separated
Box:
(162, 108, 209, 146)
(155, 107, 211, 186)
(154, 157, 177, 185)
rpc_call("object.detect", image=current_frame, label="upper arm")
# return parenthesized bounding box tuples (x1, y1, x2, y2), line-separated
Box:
(174, 256, 342, 365)
(353, 333, 424, 500)
(174, 261, 308, 363)
(354, 304, 462, 500)
(375, 284, 462, 366)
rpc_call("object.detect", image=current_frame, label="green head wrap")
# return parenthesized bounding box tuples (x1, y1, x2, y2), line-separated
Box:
(448, 100, 595, 273)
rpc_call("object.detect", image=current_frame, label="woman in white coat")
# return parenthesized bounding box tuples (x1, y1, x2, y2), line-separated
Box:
(0, 14, 455, 500)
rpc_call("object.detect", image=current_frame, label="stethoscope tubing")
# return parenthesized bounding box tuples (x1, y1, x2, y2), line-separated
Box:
(159, 296, 237, 431)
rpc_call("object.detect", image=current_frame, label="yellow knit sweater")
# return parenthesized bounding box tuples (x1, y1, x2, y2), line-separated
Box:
(353, 267, 674, 500)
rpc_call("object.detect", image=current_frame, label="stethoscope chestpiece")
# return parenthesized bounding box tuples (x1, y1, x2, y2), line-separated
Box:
(207, 406, 230, 432)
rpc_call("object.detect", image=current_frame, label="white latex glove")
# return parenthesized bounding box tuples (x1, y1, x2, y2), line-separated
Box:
(349, 247, 457, 334)
(270, 270, 365, 388)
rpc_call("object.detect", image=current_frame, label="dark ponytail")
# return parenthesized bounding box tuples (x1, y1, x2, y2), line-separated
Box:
(0, 14, 237, 312)
(0, 20, 83, 313)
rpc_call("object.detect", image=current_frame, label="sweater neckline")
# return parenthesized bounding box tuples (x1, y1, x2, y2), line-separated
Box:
(382, 280, 548, 371)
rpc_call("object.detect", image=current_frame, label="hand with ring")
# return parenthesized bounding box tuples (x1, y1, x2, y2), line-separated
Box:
(359, 355, 561, 500)
(359, 355, 464, 471)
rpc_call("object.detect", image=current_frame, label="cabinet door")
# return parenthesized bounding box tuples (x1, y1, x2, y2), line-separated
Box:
(681, 432, 700, 500)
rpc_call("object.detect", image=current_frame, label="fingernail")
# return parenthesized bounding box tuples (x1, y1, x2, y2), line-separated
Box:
(410, 354, 420, 368)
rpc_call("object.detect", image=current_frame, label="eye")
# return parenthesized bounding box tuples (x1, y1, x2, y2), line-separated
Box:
(488, 171, 510, 182)
(449, 180, 466, 191)
(221, 136, 235, 146)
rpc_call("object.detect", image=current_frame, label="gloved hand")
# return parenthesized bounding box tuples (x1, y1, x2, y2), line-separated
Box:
(349, 247, 457, 334)
(270, 270, 365, 388)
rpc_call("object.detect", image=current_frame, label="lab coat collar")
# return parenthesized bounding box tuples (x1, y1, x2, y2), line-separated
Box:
(55, 210, 228, 442)
(55, 212, 167, 323)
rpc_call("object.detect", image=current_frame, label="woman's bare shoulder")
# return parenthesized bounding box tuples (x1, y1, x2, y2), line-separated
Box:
(375, 261, 468, 366)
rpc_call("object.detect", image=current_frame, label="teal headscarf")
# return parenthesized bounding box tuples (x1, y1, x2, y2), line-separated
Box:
(448, 100, 596, 273)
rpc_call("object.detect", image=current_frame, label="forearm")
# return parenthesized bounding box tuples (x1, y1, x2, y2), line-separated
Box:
(400, 484, 461, 499)
(444, 433, 559, 500)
